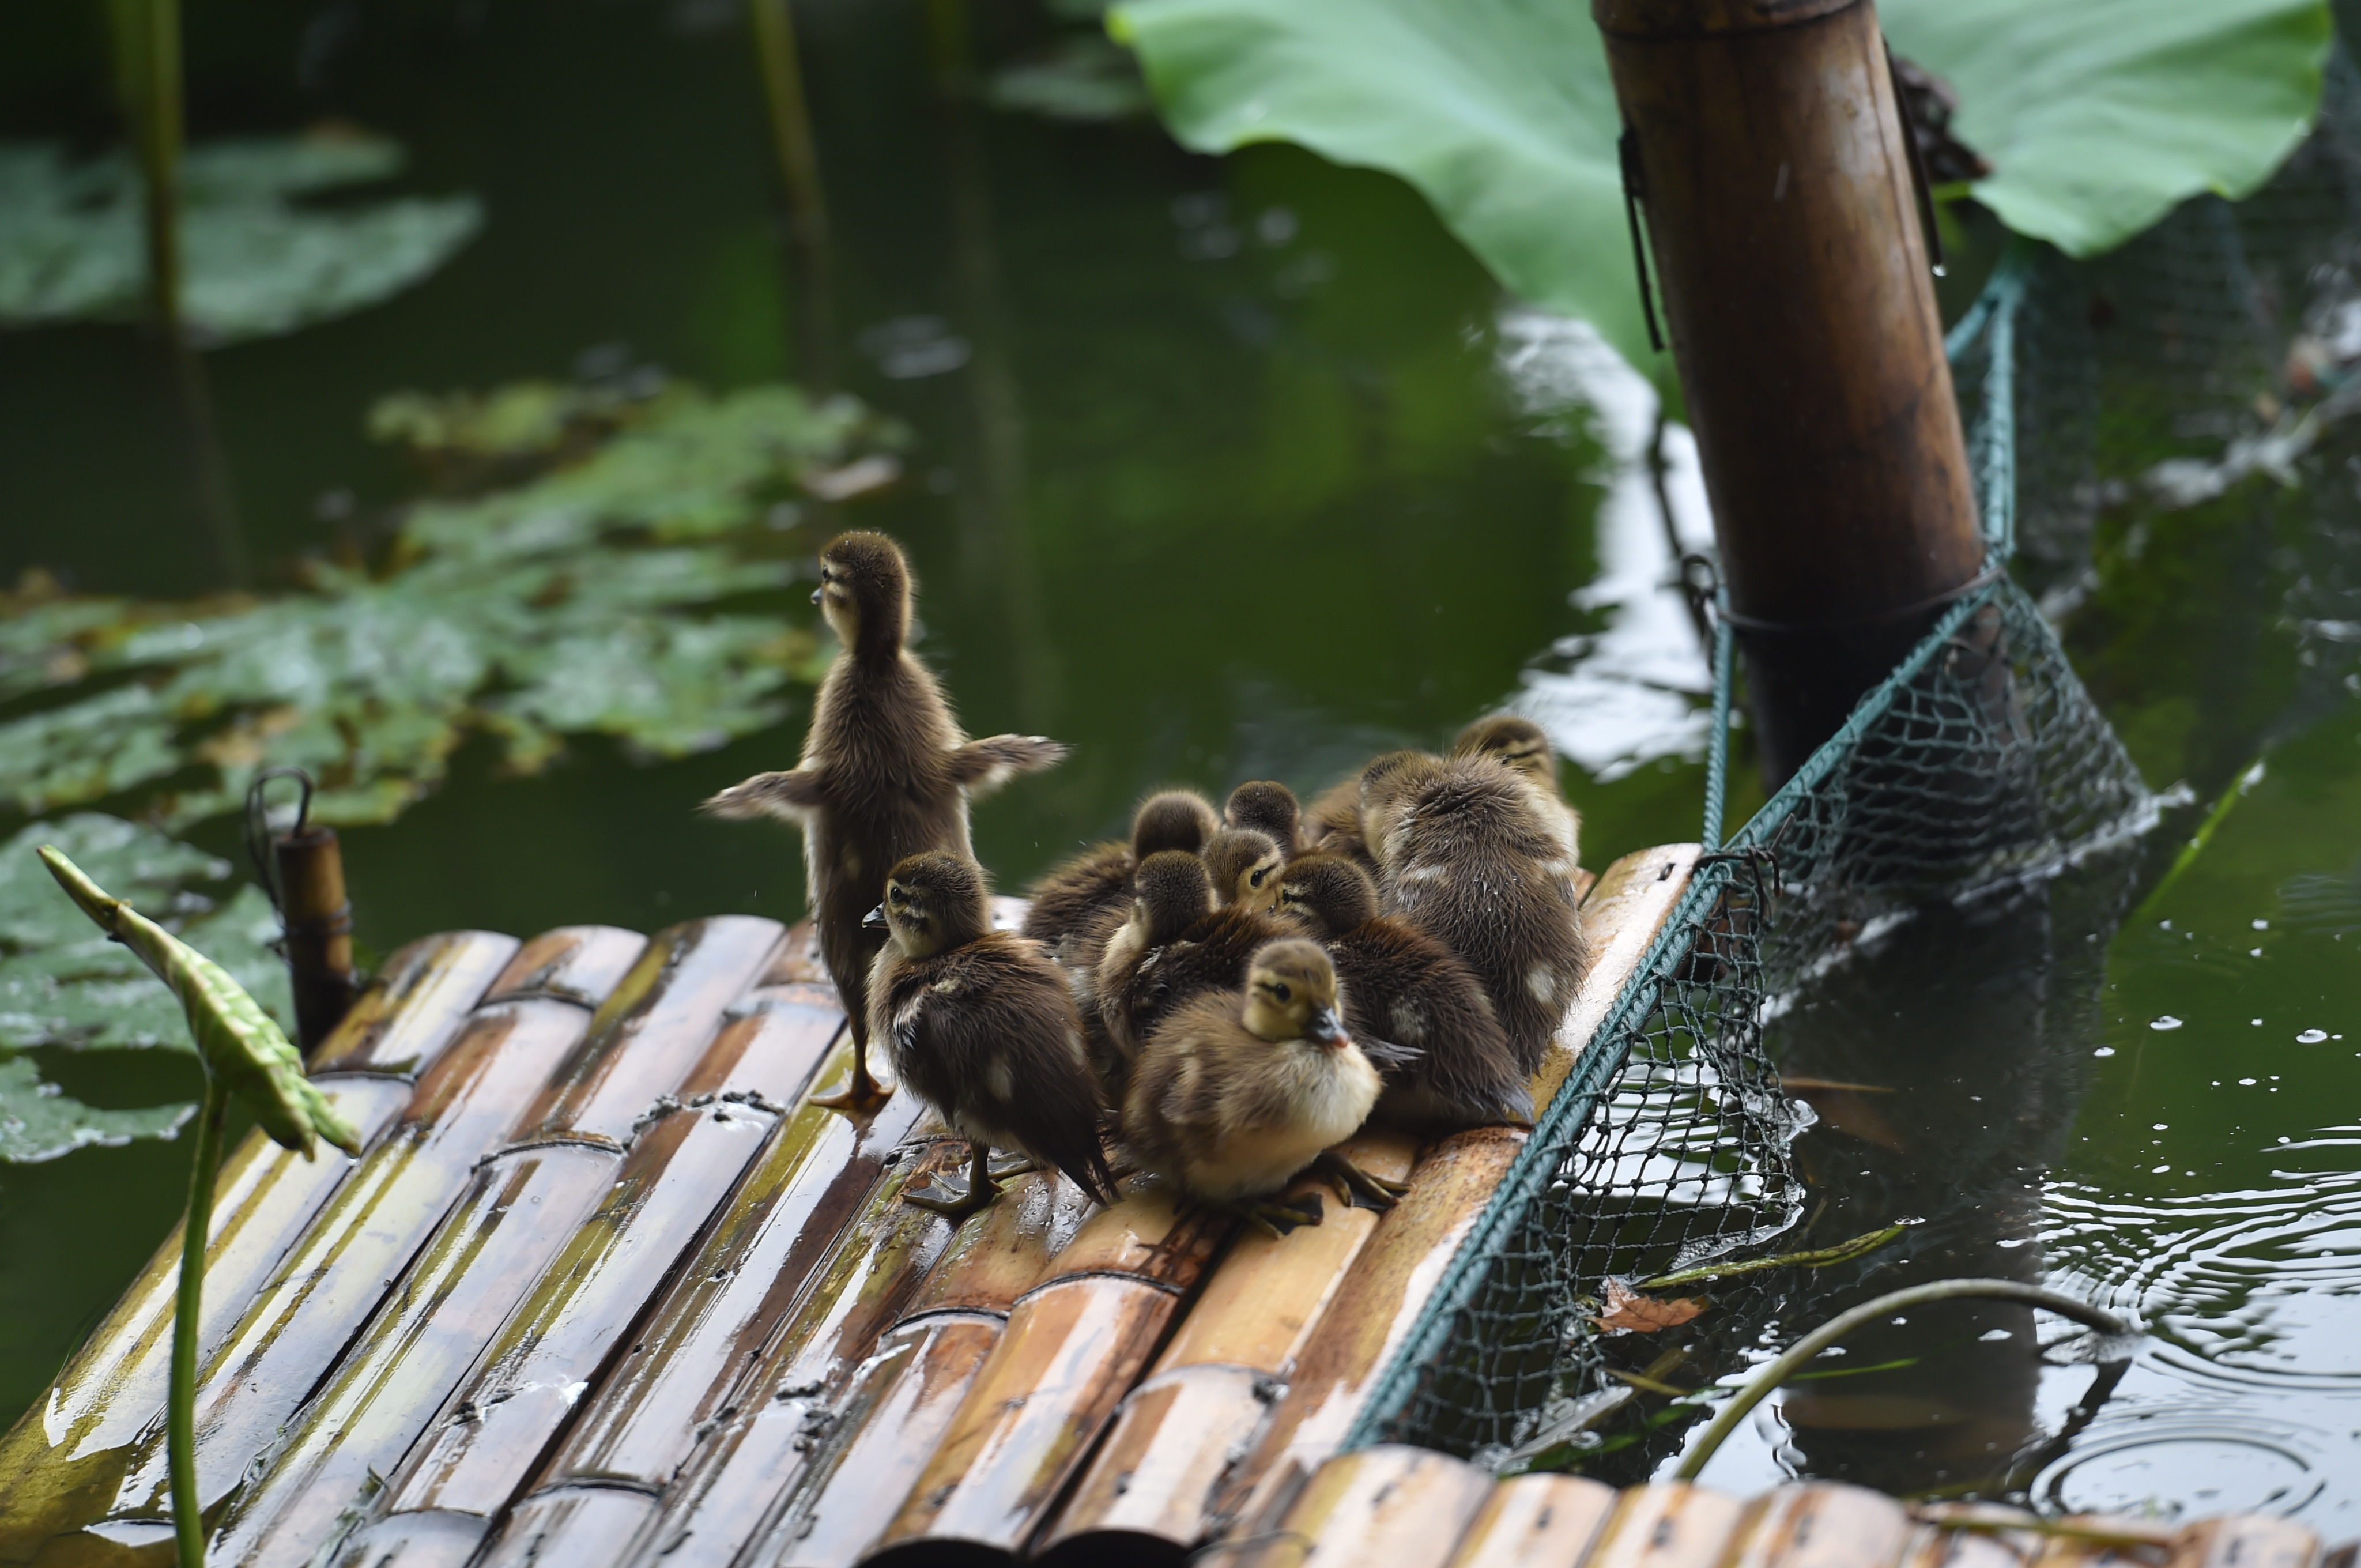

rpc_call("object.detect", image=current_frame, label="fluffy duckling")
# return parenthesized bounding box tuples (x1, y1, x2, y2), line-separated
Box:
(1224, 780, 1303, 857)
(1203, 825, 1285, 913)
(1121, 939, 1381, 1235)
(1088, 850, 1213, 1092)
(1021, 789, 1220, 966)
(705, 531, 1068, 1114)
(1096, 848, 1293, 1067)
(1278, 853, 1532, 1136)
(1452, 714, 1581, 861)
(868, 853, 1118, 1219)
(1361, 752, 1590, 1078)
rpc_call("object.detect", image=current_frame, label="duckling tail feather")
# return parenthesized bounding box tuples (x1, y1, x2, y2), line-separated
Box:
(949, 734, 1070, 796)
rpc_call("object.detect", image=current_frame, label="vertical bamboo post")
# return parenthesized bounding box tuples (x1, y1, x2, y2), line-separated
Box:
(1596, 0, 1986, 783)
(274, 828, 356, 1054)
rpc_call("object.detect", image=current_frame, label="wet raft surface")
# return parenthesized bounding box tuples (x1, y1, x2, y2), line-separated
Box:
(0, 849, 2322, 1567)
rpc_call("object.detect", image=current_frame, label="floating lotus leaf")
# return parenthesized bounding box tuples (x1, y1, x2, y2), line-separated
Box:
(37, 846, 356, 1160)
(0, 133, 482, 343)
(0, 1054, 194, 1165)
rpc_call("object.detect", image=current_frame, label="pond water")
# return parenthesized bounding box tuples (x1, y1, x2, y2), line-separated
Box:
(2, 0, 2357, 1532)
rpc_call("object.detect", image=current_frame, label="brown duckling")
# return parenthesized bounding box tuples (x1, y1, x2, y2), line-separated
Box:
(1303, 751, 1435, 883)
(1278, 853, 1532, 1136)
(867, 852, 1118, 1219)
(1088, 850, 1213, 1092)
(1096, 848, 1294, 1066)
(1121, 938, 1381, 1235)
(704, 531, 1068, 1114)
(1021, 789, 1220, 966)
(1203, 825, 1285, 913)
(1453, 714, 1581, 861)
(1224, 779, 1303, 857)
(1361, 751, 1590, 1078)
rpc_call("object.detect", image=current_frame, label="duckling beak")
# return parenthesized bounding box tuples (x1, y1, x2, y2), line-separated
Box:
(862, 903, 888, 932)
(1307, 1005, 1351, 1050)
(811, 587, 825, 606)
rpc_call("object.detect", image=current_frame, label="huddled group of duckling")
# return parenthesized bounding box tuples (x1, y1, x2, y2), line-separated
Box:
(707, 531, 1591, 1235)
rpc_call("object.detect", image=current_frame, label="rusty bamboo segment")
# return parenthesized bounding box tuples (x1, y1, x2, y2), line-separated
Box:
(1531, 845, 1700, 1106)
(1211, 1126, 1525, 1535)
(478, 925, 658, 1011)
(607, 1132, 976, 1565)
(355, 981, 844, 1553)
(1443, 1473, 1617, 1568)
(80, 928, 647, 1541)
(1042, 1133, 1419, 1561)
(2170, 1516, 2321, 1568)
(749, 1167, 1096, 1567)
(1725, 1485, 1913, 1568)
(869, 1181, 1234, 1562)
(0, 932, 522, 1560)
(274, 826, 358, 1052)
(1583, 1484, 1750, 1568)
(1229, 1445, 1493, 1568)
(477, 1036, 937, 1568)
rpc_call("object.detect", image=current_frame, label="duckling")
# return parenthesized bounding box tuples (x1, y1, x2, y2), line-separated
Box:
(1278, 853, 1532, 1136)
(1361, 752, 1590, 1078)
(868, 852, 1118, 1219)
(1203, 825, 1285, 913)
(1121, 938, 1381, 1235)
(1021, 789, 1220, 966)
(1303, 773, 1382, 881)
(1224, 779, 1303, 857)
(1452, 714, 1581, 861)
(1096, 846, 1293, 1066)
(704, 530, 1069, 1115)
(1088, 850, 1213, 1092)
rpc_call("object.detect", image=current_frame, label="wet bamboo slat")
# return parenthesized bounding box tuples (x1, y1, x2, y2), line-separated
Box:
(1038, 1131, 1421, 1565)
(341, 981, 850, 1565)
(865, 1181, 1235, 1563)
(745, 1164, 1097, 1567)
(1577, 1483, 1753, 1568)
(67, 926, 648, 1551)
(0, 930, 516, 1526)
(477, 1028, 936, 1566)
(1725, 1486, 1914, 1568)
(2174, 1516, 2324, 1568)
(607, 1126, 977, 1565)
(193, 916, 787, 1565)
(1229, 1443, 1495, 1568)
(1208, 846, 1700, 1539)
(1443, 1473, 1619, 1568)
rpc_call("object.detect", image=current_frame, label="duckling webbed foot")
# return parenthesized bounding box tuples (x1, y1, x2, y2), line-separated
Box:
(1312, 1150, 1408, 1211)
(1230, 1192, 1325, 1239)
(810, 1045, 895, 1117)
(902, 1144, 1004, 1222)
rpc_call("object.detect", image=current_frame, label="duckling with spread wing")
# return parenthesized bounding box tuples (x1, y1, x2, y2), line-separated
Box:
(868, 852, 1118, 1219)
(1361, 751, 1590, 1078)
(704, 530, 1068, 1114)
(1278, 853, 1531, 1136)
(1121, 938, 1381, 1235)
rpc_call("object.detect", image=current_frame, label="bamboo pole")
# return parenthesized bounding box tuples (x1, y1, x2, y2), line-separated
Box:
(754, 1165, 1097, 1566)
(0, 931, 516, 1561)
(1227, 1445, 1494, 1568)
(347, 983, 845, 1562)
(273, 826, 358, 1053)
(1443, 1474, 1618, 1568)
(197, 918, 787, 1563)
(2168, 1514, 2321, 1568)
(1723, 1485, 1914, 1568)
(866, 1179, 1235, 1562)
(1596, 0, 1986, 782)
(1040, 1131, 1420, 1563)
(1582, 1485, 1752, 1568)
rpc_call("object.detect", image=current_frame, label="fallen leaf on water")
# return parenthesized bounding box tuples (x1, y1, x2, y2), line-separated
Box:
(1591, 1277, 1705, 1333)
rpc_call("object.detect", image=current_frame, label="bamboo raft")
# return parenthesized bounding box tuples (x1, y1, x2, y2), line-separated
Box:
(0, 846, 2339, 1568)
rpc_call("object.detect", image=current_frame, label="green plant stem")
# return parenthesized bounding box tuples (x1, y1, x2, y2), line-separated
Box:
(1671, 1279, 2129, 1481)
(171, 1073, 227, 1568)
(1638, 1222, 1906, 1290)
(746, 0, 835, 389)
(2138, 757, 2264, 915)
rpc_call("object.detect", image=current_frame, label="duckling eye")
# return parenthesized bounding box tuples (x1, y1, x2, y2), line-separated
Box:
(1249, 868, 1269, 888)
(1270, 982, 1292, 1002)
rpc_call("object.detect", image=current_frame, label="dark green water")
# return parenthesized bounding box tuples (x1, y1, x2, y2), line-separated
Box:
(2, 0, 2356, 1529)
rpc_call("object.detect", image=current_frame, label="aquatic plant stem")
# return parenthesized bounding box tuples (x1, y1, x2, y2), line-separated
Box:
(747, 0, 836, 389)
(170, 1073, 228, 1568)
(1672, 1279, 2129, 1480)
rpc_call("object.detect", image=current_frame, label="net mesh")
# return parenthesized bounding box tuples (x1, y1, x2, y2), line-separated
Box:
(1342, 164, 2188, 1478)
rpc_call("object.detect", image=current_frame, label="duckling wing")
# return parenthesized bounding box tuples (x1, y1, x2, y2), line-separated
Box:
(938, 940, 1119, 1206)
(946, 734, 1069, 796)
(701, 766, 827, 821)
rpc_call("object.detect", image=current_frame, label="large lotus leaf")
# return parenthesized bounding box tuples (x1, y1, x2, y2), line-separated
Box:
(0, 815, 290, 1056)
(0, 133, 481, 343)
(1110, 0, 2329, 375)
(0, 1055, 194, 1164)
(0, 382, 895, 831)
